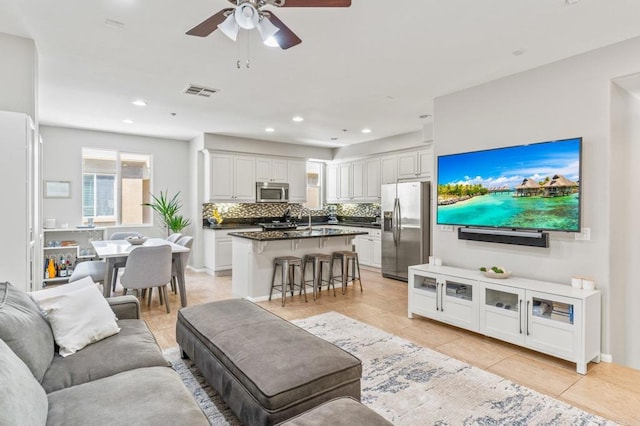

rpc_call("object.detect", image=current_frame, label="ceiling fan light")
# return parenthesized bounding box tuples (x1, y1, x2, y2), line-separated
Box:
(263, 36, 280, 48)
(235, 3, 259, 29)
(217, 13, 239, 41)
(256, 16, 280, 44)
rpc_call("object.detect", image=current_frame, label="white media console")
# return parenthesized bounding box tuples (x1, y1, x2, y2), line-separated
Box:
(408, 264, 601, 374)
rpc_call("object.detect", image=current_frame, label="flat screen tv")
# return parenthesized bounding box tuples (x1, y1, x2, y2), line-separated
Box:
(437, 137, 582, 232)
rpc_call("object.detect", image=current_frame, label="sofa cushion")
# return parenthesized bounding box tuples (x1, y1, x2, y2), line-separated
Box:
(31, 282, 120, 357)
(0, 281, 54, 382)
(41, 319, 169, 393)
(0, 338, 49, 426)
(46, 366, 208, 426)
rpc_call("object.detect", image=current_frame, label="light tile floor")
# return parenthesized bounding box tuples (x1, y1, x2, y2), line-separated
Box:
(137, 268, 640, 425)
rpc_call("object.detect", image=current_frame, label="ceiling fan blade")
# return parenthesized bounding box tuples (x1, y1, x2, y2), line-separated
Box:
(186, 8, 234, 37)
(277, 0, 351, 7)
(264, 12, 302, 50)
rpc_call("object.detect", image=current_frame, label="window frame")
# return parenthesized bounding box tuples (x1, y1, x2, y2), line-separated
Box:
(81, 148, 152, 226)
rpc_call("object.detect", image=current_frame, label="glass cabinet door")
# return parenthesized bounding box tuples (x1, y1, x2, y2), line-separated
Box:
(479, 283, 525, 344)
(485, 287, 519, 313)
(414, 274, 437, 294)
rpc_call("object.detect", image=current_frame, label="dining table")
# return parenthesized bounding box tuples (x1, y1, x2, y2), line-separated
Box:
(91, 238, 190, 307)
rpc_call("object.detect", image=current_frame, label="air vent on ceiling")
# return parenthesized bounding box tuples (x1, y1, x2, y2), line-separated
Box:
(183, 84, 219, 97)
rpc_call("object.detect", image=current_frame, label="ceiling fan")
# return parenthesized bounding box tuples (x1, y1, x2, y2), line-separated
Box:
(186, 0, 351, 50)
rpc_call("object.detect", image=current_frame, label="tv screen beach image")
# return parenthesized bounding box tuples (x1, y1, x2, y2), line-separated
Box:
(437, 138, 581, 232)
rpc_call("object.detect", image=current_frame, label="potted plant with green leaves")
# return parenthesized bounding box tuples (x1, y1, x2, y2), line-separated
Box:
(144, 190, 191, 236)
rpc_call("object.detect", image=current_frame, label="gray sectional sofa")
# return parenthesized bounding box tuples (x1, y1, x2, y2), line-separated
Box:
(0, 281, 208, 426)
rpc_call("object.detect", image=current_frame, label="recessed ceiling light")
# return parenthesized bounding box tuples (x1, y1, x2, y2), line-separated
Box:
(132, 100, 147, 107)
(292, 116, 304, 122)
(265, 127, 275, 133)
(512, 48, 526, 56)
(361, 128, 372, 134)
(122, 119, 134, 124)
(331, 137, 339, 141)
(419, 114, 432, 119)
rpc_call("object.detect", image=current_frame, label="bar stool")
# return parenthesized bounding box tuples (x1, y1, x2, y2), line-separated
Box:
(301, 253, 333, 299)
(330, 250, 363, 295)
(269, 256, 306, 307)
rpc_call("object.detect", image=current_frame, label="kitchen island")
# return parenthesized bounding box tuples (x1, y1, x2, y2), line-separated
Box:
(229, 227, 368, 301)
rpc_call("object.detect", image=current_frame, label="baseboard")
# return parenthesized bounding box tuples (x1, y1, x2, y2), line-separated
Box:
(600, 353, 613, 363)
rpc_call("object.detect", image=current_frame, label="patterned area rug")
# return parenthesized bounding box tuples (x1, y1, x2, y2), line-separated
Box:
(164, 311, 615, 425)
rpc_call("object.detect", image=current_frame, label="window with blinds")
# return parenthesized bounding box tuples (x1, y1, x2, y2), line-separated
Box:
(81, 149, 151, 225)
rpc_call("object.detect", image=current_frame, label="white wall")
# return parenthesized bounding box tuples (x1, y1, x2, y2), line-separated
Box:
(0, 32, 37, 119)
(433, 35, 640, 362)
(609, 82, 640, 369)
(333, 130, 425, 161)
(204, 133, 332, 160)
(40, 126, 190, 239)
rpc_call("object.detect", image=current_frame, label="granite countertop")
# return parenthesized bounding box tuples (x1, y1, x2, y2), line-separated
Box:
(228, 227, 368, 241)
(204, 221, 381, 230)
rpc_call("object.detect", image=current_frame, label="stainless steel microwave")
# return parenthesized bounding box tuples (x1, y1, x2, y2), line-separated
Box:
(256, 182, 289, 203)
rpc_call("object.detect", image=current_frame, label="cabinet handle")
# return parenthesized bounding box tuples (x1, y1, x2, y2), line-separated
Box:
(526, 300, 530, 336)
(519, 299, 523, 334)
(435, 283, 439, 311)
(440, 283, 444, 312)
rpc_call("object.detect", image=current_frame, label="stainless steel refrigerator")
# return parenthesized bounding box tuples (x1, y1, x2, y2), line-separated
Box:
(381, 181, 431, 281)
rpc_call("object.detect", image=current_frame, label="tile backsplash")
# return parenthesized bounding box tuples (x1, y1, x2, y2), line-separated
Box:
(202, 203, 380, 220)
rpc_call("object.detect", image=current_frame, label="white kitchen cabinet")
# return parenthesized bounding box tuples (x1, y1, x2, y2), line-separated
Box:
(325, 164, 339, 203)
(338, 163, 352, 200)
(380, 155, 398, 184)
(256, 157, 288, 183)
(351, 161, 365, 201)
(365, 158, 381, 202)
(397, 149, 433, 180)
(206, 153, 255, 202)
(204, 227, 260, 275)
(352, 228, 381, 268)
(409, 265, 601, 374)
(287, 160, 307, 203)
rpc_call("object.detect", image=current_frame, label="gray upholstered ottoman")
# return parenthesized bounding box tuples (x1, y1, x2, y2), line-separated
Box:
(277, 397, 393, 426)
(176, 299, 362, 425)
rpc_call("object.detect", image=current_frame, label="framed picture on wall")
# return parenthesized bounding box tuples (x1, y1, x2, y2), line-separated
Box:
(44, 180, 71, 198)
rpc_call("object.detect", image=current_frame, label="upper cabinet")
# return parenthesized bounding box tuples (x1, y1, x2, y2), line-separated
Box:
(287, 160, 307, 203)
(326, 164, 340, 203)
(380, 155, 398, 184)
(206, 153, 256, 202)
(397, 149, 433, 180)
(206, 152, 309, 203)
(365, 158, 381, 202)
(256, 158, 288, 183)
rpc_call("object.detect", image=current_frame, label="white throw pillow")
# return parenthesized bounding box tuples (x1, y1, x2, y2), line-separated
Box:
(31, 283, 120, 357)
(30, 275, 96, 300)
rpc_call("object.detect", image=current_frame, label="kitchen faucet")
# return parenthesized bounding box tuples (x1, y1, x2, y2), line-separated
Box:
(298, 208, 312, 230)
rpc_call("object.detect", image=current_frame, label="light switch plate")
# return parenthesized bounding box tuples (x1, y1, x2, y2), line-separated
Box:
(440, 225, 454, 232)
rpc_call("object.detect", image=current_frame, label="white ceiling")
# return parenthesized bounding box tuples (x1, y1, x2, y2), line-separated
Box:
(2, 0, 640, 147)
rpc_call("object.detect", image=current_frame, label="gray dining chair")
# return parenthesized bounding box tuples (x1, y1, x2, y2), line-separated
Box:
(167, 233, 182, 243)
(171, 236, 193, 294)
(110, 231, 144, 292)
(67, 260, 106, 284)
(120, 245, 173, 313)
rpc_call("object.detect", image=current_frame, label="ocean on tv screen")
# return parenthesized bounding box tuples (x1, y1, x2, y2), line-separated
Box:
(436, 138, 581, 232)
